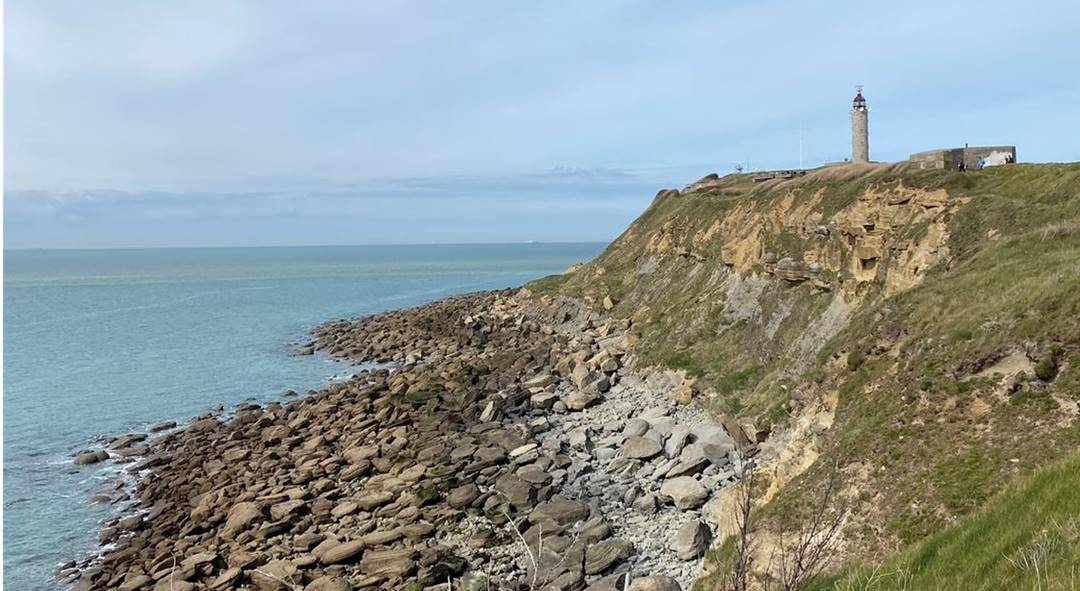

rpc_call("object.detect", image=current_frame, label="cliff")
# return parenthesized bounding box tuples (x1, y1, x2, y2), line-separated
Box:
(529, 162, 1080, 584)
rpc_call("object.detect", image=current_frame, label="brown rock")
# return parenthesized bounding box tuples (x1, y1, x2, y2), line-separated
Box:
(622, 436, 662, 460)
(359, 548, 416, 578)
(250, 559, 300, 590)
(355, 491, 395, 510)
(319, 540, 366, 565)
(447, 484, 480, 509)
(304, 575, 353, 591)
(73, 450, 109, 465)
(221, 501, 263, 538)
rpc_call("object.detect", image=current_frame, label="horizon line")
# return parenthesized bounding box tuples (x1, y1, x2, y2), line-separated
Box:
(3, 240, 611, 253)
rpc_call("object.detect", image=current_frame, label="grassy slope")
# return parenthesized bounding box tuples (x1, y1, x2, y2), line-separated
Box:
(813, 451, 1080, 591)
(529, 163, 1080, 580)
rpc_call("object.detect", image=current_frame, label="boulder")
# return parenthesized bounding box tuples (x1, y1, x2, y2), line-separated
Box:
(584, 539, 634, 575)
(495, 473, 536, 510)
(448, 483, 480, 509)
(671, 520, 712, 560)
(221, 501, 263, 538)
(565, 390, 599, 411)
(359, 548, 416, 578)
(148, 421, 177, 432)
(251, 559, 299, 590)
(530, 497, 590, 528)
(623, 436, 663, 460)
(660, 477, 708, 510)
(73, 450, 109, 465)
(623, 419, 650, 437)
(355, 491, 395, 510)
(319, 540, 366, 565)
(269, 499, 305, 521)
(209, 567, 242, 590)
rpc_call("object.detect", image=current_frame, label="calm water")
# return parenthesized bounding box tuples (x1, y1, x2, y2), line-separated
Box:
(2, 243, 603, 590)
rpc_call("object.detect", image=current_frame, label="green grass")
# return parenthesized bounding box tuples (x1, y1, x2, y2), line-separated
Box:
(812, 452, 1080, 591)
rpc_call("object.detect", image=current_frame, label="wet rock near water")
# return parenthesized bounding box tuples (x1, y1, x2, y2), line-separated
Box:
(66, 290, 752, 590)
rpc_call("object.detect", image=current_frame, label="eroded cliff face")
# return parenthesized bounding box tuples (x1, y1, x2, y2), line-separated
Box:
(534, 162, 1080, 581)
(645, 170, 960, 298)
(549, 164, 963, 423)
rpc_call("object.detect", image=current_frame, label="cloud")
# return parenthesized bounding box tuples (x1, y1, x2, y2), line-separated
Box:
(4, 1, 1080, 246)
(4, 167, 697, 248)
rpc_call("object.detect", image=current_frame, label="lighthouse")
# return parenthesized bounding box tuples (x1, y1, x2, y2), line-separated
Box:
(851, 86, 869, 163)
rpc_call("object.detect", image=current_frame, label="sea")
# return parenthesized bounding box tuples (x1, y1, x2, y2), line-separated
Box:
(2, 243, 604, 591)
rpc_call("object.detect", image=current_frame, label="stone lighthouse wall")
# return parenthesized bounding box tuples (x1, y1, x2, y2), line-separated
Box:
(852, 108, 869, 163)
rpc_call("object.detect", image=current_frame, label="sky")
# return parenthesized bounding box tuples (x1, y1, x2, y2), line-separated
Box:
(5, 1, 1080, 249)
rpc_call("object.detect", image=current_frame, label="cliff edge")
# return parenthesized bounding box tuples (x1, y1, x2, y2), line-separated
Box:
(530, 162, 1080, 587)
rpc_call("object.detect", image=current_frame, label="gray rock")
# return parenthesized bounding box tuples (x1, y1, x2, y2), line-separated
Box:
(531, 392, 559, 410)
(671, 520, 712, 560)
(494, 473, 535, 509)
(567, 427, 592, 449)
(660, 476, 708, 510)
(584, 539, 634, 575)
(641, 407, 670, 420)
(530, 497, 590, 528)
(622, 436, 662, 460)
(566, 390, 600, 411)
(633, 493, 658, 514)
(594, 447, 617, 461)
(665, 426, 692, 457)
(665, 456, 709, 479)
(518, 465, 553, 486)
(623, 419, 649, 437)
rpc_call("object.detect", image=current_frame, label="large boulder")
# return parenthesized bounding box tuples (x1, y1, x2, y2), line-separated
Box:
(670, 519, 712, 560)
(660, 477, 708, 510)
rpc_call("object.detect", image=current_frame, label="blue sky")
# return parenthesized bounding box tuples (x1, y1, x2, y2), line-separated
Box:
(5, 1, 1080, 248)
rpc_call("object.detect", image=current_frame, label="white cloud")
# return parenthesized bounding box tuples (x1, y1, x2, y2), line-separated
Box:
(4, 1, 1080, 245)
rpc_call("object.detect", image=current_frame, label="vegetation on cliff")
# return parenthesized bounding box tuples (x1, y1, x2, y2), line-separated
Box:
(530, 162, 1080, 586)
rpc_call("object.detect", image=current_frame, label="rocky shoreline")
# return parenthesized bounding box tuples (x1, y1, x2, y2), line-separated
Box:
(64, 289, 754, 591)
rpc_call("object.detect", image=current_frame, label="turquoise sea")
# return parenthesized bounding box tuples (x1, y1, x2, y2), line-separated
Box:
(2, 243, 604, 590)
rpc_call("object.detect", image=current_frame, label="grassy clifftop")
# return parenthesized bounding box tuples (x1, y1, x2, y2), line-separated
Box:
(529, 162, 1080, 581)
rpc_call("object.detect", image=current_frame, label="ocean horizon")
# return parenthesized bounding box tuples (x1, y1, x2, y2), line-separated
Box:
(2, 242, 604, 590)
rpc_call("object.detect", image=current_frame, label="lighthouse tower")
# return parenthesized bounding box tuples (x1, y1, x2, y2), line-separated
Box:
(851, 86, 869, 163)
